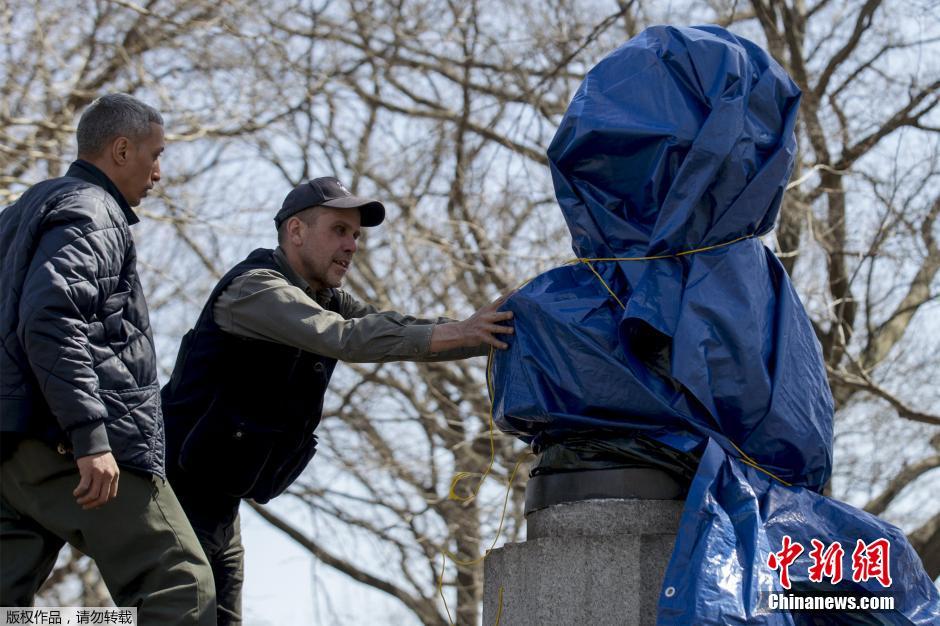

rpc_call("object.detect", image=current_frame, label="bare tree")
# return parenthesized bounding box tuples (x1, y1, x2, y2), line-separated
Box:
(3, 0, 937, 623)
(1, 0, 290, 602)
(738, 0, 940, 560)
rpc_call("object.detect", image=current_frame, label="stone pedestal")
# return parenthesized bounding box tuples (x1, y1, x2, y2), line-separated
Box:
(482, 469, 684, 626)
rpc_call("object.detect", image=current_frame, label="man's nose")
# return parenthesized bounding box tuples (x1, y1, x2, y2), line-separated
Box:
(347, 236, 358, 254)
(152, 161, 161, 182)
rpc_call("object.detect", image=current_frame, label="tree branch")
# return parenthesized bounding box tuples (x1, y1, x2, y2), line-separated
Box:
(908, 510, 940, 579)
(247, 500, 448, 626)
(813, 0, 883, 99)
(863, 455, 940, 516)
(827, 366, 940, 427)
(862, 196, 940, 369)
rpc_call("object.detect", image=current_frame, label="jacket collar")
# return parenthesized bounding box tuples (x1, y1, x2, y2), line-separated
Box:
(66, 160, 139, 225)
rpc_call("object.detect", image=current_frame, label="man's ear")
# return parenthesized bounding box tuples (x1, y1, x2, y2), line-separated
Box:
(287, 216, 304, 245)
(110, 136, 130, 166)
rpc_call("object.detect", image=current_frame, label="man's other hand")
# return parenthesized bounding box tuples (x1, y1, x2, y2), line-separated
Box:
(431, 295, 515, 351)
(74, 451, 120, 509)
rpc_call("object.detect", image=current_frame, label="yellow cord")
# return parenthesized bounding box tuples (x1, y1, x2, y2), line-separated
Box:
(438, 231, 793, 623)
(445, 453, 532, 567)
(565, 233, 793, 487)
(437, 552, 453, 623)
(573, 233, 756, 263)
(569, 234, 757, 316)
(581, 260, 626, 309)
(448, 349, 499, 504)
(437, 448, 532, 624)
(727, 440, 793, 487)
(437, 343, 532, 625)
(495, 586, 504, 625)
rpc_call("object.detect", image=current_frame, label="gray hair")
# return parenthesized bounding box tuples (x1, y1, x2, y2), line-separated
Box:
(76, 93, 164, 156)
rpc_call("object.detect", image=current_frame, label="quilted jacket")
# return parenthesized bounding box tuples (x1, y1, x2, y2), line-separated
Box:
(0, 160, 164, 476)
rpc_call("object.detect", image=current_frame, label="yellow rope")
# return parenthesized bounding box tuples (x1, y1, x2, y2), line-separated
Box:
(581, 260, 626, 309)
(437, 553, 453, 622)
(573, 233, 756, 263)
(448, 349, 499, 504)
(437, 344, 532, 625)
(727, 440, 793, 487)
(564, 233, 793, 487)
(495, 586, 504, 625)
(437, 446, 532, 624)
(437, 231, 792, 623)
(445, 452, 532, 567)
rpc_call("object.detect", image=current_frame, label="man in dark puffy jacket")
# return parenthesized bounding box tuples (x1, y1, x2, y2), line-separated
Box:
(0, 94, 215, 624)
(161, 176, 515, 625)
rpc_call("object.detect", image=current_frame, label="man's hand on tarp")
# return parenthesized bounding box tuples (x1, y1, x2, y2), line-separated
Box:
(431, 294, 515, 351)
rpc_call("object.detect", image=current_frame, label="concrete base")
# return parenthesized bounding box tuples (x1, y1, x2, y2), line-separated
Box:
(483, 499, 683, 626)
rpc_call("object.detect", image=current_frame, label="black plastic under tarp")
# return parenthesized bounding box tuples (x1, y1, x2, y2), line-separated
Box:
(489, 24, 940, 624)
(529, 431, 699, 486)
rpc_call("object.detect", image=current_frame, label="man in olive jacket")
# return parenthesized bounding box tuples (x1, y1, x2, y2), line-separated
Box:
(162, 176, 514, 625)
(0, 94, 215, 624)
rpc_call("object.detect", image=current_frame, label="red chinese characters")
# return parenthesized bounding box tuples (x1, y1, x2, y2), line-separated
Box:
(851, 538, 892, 588)
(808, 539, 845, 584)
(767, 535, 804, 590)
(767, 536, 893, 589)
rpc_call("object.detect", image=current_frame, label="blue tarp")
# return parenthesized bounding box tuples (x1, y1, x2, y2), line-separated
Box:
(490, 25, 940, 624)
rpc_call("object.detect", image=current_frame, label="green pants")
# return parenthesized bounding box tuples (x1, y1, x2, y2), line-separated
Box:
(0, 439, 216, 625)
(172, 480, 244, 626)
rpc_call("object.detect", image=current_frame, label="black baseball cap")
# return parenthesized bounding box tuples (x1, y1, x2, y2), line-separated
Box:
(274, 177, 385, 228)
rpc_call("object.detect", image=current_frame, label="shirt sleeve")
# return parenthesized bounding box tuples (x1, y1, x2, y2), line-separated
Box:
(213, 269, 486, 362)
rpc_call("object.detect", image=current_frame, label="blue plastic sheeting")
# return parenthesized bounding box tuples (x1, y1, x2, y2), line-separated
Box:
(493, 23, 835, 491)
(489, 25, 940, 623)
(660, 440, 940, 625)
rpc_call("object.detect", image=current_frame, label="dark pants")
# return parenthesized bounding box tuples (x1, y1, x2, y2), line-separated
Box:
(174, 484, 244, 626)
(0, 439, 216, 625)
